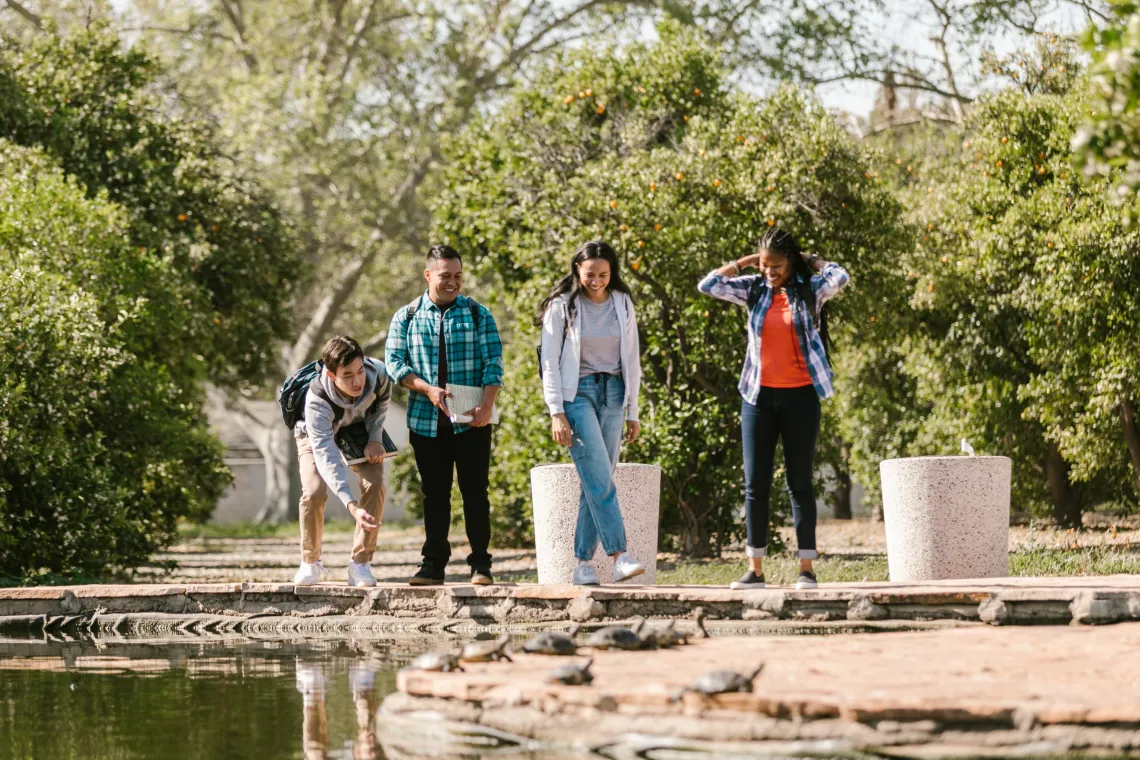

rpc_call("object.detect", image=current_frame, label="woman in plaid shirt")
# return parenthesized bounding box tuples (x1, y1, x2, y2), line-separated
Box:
(698, 228, 850, 591)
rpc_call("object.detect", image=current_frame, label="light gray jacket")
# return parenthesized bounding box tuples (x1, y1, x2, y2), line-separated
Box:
(539, 291, 640, 421)
(295, 357, 391, 508)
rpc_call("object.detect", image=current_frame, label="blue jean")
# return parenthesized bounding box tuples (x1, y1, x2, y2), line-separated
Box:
(564, 373, 628, 560)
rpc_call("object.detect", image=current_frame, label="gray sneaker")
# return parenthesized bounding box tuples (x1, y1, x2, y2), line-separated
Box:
(795, 571, 818, 590)
(572, 562, 600, 586)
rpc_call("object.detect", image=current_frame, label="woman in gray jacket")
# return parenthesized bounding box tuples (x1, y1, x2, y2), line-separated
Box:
(537, 241, 644, 585)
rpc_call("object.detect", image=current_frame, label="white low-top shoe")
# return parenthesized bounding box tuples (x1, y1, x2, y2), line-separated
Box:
(293, 560, 328, 586)
(613, 552, 645, 583)
(347, 561, 377, 587)
(572, 562, 600, 586)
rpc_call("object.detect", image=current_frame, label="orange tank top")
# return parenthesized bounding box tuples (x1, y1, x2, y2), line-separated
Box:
(760, 292, 813, 388)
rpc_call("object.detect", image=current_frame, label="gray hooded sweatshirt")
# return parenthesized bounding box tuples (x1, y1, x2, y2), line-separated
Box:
(295, 357, 391, 508)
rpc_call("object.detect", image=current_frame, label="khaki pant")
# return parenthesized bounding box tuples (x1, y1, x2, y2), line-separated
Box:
(297, 436, 386, 564)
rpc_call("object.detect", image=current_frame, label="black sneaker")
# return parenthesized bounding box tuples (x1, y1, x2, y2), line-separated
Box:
(729, 570, 765, 590)
(470, 567, 494, 586)
(795, 571, 818, 590)
(409, 562, 445, 586)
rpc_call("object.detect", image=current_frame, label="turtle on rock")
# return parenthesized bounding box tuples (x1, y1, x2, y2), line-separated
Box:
(405, 650, 464, 673)
(547, 658, 594, 686)
(671, 664, 764, 702)
(650, 620, 691, 649)
(460, 634, 513, 664)
(520, 624, 581, 656)
(584, 622, 645, 651)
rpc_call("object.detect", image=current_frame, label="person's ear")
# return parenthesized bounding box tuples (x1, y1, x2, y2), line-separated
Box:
(326, 368, 335, 380)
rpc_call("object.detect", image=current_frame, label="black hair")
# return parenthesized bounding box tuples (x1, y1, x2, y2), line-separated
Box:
(534, 241, 634, 326)
(427, 244, 462, 264)
(321, 334, 364, 373)
(755, 227, 831, 356)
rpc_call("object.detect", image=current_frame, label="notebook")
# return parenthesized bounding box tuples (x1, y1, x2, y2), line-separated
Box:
(343, 428, 401, 465)
(446, 383, 500, 425)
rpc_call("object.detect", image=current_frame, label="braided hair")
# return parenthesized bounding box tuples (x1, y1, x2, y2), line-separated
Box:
(756, 227, 831, 356)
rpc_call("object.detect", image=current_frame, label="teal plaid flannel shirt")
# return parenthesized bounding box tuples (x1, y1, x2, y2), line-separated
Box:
(385, 292, 504, 438)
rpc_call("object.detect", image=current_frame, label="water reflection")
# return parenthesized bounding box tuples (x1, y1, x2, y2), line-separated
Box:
(0, 634, 447, 759)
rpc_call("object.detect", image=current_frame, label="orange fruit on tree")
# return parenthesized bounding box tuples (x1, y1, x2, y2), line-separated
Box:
(609, 200, 618, 209)
(675, 172, 684, 181)
(637, 239, 646, 248)
(712, 179, 721, 187)
(654, 224, 662, 231)
(649, 182, 657, 192)
(564, 95, 574, 104)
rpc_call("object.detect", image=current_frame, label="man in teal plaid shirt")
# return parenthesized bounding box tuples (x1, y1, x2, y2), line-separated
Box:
(386, 245, 504, 586)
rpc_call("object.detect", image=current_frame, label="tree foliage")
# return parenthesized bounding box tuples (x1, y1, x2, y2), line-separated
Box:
(0, 30, 298, 578)
(0, 142, 229, 578)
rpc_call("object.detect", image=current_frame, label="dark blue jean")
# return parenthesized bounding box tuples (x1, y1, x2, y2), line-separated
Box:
(741, 385, 821, 559)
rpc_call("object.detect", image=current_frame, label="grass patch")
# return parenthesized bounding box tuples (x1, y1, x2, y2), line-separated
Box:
(1010, 545, 1140, 576)
(658, 555, 890, 587)
(176, 521, 356, 540)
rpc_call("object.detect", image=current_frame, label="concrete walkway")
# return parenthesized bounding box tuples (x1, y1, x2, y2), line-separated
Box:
(383, 623, 1140, 755)
(2, 575, 1139, 634)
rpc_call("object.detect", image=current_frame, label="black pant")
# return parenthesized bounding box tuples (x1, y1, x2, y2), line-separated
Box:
(741, 385, 821, 559)
(409, 425, 493, 570)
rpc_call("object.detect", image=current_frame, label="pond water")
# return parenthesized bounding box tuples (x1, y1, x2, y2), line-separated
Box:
(0, 633, 566, 760)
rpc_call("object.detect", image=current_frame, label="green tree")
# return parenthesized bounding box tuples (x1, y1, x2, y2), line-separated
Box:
(886, 53, 1139, 526)
(0, 141, 229, 578)
(0, 29, 298, 577)
(434, 24, 907, 554)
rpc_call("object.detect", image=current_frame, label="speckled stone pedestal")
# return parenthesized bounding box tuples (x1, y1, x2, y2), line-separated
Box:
(880, 456, 1011, 582)
(531, 463, 661, 585)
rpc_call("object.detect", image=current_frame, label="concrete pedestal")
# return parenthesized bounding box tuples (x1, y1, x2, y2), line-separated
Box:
(880, 456, 1011, 582)
(531, 463, 661, 585)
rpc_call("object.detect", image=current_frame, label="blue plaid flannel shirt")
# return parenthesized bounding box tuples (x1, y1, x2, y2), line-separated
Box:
(385, 292, 504, 438)
(697, 262, 850, 401)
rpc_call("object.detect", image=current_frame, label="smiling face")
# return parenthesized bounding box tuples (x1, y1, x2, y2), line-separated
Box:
(759, 249, 793, 290)
(425, 256, 462, 305)
(576, 258, 611, 299)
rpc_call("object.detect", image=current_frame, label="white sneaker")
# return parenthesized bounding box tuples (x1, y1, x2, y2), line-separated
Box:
(347, 561, 377, 587)
(572, 562, 600, 586)
(613, 552, 645, 583)
(295, 662, 327, 705)
(293, 560, 328, 586)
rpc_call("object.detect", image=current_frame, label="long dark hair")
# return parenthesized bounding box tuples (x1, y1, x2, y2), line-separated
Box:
(534, 241, 634, 326)
(756, 227, 831, 356)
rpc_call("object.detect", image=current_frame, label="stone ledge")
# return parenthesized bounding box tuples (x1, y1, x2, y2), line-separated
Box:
(2, 576, 1139, 625)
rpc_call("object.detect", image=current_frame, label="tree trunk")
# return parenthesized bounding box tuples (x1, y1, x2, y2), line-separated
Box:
(254, 424, 299, 524)
(1044, 441, 1081, 528)
(831, 439, 853, 520)
(1120, 390, 1140, 494)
